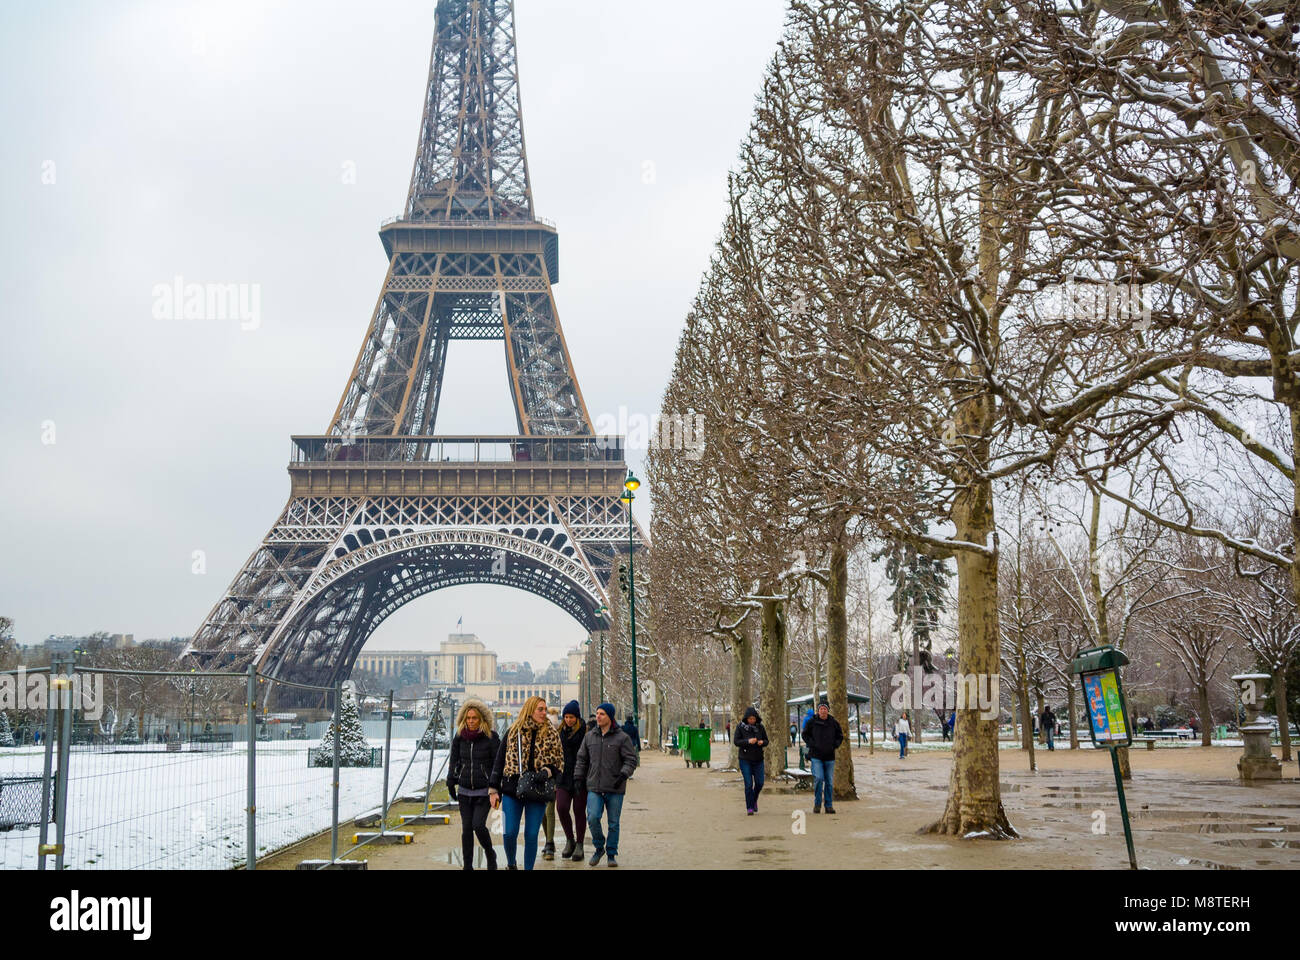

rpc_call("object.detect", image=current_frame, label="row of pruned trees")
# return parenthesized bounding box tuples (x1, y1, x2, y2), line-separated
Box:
(645, 0, 1300, 838)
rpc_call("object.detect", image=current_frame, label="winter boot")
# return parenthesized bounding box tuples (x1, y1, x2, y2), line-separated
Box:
(570, 842, 584, 861)
(813, 804, 821, 814)
(589, 847, 605, 866)
(561, 839, 575, 859)
(607, 854, 618, 867)
(543, 842, 556, 861)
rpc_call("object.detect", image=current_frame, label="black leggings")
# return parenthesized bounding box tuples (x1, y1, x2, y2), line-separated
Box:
(458, 795, 495, 867)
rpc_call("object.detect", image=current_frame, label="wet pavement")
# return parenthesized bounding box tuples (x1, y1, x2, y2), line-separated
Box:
(259, 744, 1300, 869)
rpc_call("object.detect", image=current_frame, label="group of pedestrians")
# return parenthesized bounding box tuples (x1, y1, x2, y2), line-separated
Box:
(446, 695, 639, 869)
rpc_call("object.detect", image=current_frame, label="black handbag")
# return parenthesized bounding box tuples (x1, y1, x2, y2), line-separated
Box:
(515, 731, 556, 803)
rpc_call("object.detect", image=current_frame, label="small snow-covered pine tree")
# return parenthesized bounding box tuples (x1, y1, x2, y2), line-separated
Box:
(313, 686, 372, 766)
(0, 711, 14, 747)
(418, 701, 447, 750)
(119, 715, 140, 744)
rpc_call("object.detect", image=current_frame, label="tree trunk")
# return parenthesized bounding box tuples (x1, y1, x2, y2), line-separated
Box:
(726, 623, 754, 770)
(1013, 685, 1024, 748)
(867, 634, 876, 756)
(1067, 679, 1079, 749)
(1021, 674, 1037, 772)
(759, 596, 788, 779)
(927, 475, 1016, 838)
(1198, 673, 1213, 748)
(827, 533, 858, 801)
(1277, 663, 1292, 763)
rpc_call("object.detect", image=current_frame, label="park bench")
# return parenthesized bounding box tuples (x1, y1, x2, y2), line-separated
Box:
(1134, 730, 1198, 749)
(782, 767, 815, 791)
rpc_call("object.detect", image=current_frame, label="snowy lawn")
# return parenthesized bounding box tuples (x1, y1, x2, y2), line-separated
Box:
(0, 739, 447, 870)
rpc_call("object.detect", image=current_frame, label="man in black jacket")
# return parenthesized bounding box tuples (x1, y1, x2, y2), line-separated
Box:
(573, 702, 638, 867)
(1040, 705, 1056, 751)
(802, 698, 844, 814)
(733, 706, 769, 815)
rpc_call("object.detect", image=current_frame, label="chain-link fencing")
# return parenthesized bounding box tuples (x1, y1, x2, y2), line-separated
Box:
(0, 660, 455, 870)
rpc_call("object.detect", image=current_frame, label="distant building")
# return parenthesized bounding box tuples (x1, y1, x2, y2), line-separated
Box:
(355, 634, 497, 686)
(355, 633, 579, 709)
(41, 633, 135, 655)
(44, 636, 80, 655)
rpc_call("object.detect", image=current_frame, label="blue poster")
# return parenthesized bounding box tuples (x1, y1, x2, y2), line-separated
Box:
(1084, 673, 1110, 739)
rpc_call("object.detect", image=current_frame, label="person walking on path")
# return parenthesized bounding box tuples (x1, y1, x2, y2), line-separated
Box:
(556, 700, 588, 861)
(446, 698, 500, 870)
(621, 716, 641, 753)
(573, 702, 638, 867)
(734, 706, 769, 815)
(894, 712, 912, 759)
(802, 698, 844, 815)
(1040, 705, 1056, 751)
(542, 706, 562, 860)
(489, 695, 564, 870)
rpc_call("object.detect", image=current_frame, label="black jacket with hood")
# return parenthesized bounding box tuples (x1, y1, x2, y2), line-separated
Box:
(733, 710, 769, 765)
(447, 728, 500, 796)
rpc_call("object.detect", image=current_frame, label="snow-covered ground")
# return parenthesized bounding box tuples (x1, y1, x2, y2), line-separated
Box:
(0, 739, 447, 870)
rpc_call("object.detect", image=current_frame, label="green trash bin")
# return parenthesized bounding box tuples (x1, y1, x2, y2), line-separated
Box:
(675, 725, 690, 757)
(685, 726, 712, 768)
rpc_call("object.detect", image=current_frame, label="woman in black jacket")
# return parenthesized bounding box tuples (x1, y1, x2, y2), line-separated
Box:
(555, 700, 587, 861)
(447, 698, 500, 870)
(733, 706, 769, 815)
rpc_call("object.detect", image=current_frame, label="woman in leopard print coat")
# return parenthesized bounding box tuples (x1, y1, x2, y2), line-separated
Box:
(490, 695, 565, 870)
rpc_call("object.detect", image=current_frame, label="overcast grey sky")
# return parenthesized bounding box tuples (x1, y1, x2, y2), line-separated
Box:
(0, 0, 789, 666)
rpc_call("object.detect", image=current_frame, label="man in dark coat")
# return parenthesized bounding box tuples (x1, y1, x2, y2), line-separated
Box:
(573, 702, 638, 867)
(621, 716, 641, 753)
(802, 698, 844, 814)
(1040, 705, 1057, 751)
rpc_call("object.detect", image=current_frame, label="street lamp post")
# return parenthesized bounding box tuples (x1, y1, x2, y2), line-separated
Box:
(620, 471, 640, 736)
(596, 604, 608, 703)
(584, 638, 592, 711)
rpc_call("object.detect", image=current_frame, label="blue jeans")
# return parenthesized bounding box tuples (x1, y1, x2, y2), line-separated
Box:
(738, 758, 765, 810)
(1046, 727, 1054, 750)
(810, 757, 834, 807)
(586, 791, 625, 856)
(898, 733, 909, 758)
(500, 794, 546, 869)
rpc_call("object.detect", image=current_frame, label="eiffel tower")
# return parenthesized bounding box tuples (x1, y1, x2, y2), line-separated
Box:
(185, 0, 644, 696)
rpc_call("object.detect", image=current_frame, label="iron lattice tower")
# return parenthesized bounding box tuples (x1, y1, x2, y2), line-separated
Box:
(185, 0, 645, 697)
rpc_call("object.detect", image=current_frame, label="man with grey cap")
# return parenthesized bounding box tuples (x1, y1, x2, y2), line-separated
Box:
(573, 701, 638, 867)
